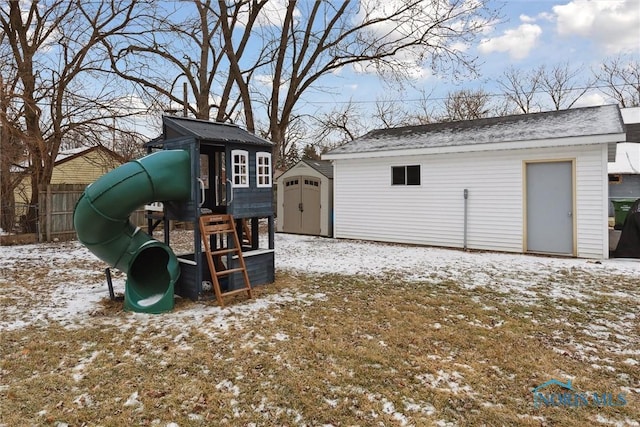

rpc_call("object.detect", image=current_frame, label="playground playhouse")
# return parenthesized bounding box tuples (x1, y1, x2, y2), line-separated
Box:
(73, 116, 275, 313)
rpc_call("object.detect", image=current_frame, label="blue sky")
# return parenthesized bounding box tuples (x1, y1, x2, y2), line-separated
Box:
(127, 0, 639, 138)
(307, 0, 640, 114)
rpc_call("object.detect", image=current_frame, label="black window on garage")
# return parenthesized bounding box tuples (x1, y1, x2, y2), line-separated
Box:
(392, 165, 421, 186)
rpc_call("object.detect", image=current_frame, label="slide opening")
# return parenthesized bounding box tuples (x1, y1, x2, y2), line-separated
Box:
(129, 245, 171, 299)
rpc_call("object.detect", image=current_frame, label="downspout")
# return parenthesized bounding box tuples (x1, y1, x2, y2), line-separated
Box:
(463, 189, 469, 250)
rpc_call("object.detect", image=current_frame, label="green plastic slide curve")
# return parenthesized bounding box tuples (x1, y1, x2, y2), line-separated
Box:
(73, 150, 191, 314)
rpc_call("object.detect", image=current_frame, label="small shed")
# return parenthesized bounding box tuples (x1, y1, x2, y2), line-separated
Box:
(276, 159, 333, 237)
(323, 105, 627, 259)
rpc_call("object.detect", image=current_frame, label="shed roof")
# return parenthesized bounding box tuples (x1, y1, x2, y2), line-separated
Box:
(324, 105, 625, 159)
(162, 115, 272, 146)
(302, 159, 333, 179)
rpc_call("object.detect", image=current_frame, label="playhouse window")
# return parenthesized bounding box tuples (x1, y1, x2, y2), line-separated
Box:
(256, 152, 272, 188)
(231, 150, 249, 187)
(392, 165, 421, 186)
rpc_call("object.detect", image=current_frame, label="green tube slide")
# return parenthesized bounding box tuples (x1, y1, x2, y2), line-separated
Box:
(74, 150, 191, 314)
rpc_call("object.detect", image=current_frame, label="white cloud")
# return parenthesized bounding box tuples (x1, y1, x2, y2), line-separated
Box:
(478, 23, 542, 60)
(520, 14, 535, 24)
(450, 41, 470, 54)
(572, 91, 607, 108)
(255, 74, 275, 88)
(235, 0, 300, 28)
(351, 59, 433, 81)
(537, 12, 555, 22)
(552, 0, 640, 53)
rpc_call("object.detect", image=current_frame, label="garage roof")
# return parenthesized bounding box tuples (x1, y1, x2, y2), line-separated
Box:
(324, 105, 625, 159)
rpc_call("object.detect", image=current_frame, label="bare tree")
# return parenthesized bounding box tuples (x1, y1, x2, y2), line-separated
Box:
(538, 63, 593, 110)
(442, 89, 492, 121)
(105, 0, 497, 168)
(311, 90, 438, 158)
(0, 1, 147, 232)
(244, 0, 500, 167)
(0, 74, 26, 233)
(312, 101, 367, 149)
(104, 0, 272, 123)
(594, 56, 640, 107)
(372, 97, 412, 129)
(498, 66, 542, 114)
(405, 89, 437, 125)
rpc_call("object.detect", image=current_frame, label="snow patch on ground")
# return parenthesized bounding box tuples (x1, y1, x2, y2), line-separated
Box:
(1, 232, 640, 426)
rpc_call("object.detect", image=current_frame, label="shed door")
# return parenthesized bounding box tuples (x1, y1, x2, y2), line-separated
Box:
(283, 178, 302, 233)
(282, 176, 321, 235)
(301, 177, 321, 234)
(526, 161, 574, 255)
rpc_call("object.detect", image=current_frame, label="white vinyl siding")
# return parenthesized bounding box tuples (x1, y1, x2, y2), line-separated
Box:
(332, 144, 608, 259)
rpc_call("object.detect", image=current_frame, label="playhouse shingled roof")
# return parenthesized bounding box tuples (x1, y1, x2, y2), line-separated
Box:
(162, 115, 272, 146)
(324, 105, 625, 158)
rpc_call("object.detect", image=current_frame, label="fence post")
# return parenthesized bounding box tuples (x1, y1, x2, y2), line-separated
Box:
(46, 184, 52, 242)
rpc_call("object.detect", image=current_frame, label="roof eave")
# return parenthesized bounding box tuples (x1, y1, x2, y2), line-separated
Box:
(322, 133, 627, 160)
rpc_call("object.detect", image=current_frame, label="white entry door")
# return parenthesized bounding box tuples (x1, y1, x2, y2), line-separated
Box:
(526, 161, 574, 255)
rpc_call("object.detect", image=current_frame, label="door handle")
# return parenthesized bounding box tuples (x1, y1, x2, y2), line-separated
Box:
(299, 203, 303, 212)
(197, 178, 205, 207)
(568, 212, 572, 217)
(226, 179, 234, 205)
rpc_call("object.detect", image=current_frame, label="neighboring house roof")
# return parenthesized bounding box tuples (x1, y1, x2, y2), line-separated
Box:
(323, 105, 625, 160)
(621, 107, 640, 143)
(626, 123, 640, 143)
(161, 115, 272, 147)
(54, 145, 125, 166)
(302, 159, 333, 179)
(609, 108, 640, 174)
(609, 143, 640, 174)
(12, 145, 124, 172)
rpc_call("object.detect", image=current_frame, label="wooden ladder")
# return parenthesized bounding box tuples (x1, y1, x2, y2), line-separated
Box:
(199, 214, 253, 307)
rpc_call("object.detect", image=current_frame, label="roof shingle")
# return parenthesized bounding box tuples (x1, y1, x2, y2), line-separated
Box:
(326, 105, 624, 156)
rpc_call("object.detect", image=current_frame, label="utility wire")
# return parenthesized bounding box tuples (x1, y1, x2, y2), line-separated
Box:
(3, 83, 638, 110)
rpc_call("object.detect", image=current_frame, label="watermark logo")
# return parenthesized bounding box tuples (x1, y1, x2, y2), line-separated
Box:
(532, 379, 627, 408)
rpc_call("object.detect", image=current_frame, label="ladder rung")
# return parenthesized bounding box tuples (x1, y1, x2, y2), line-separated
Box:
(199, 213, 252, 307)
(210, 248, 238, 256)
(215, 267, 245, 277)
(203, 214, 229, 222)
(202, 225, 234, 234)
(221, 288, 252, 297)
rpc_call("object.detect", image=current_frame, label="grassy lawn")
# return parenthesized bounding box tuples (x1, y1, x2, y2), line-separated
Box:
(0, 236, 639, 426)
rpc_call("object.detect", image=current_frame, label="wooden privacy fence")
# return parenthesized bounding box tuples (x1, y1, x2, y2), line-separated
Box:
(38, 184, 147, 242)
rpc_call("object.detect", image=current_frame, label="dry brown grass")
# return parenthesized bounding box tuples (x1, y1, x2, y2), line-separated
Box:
(1, 266, 638, 426)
